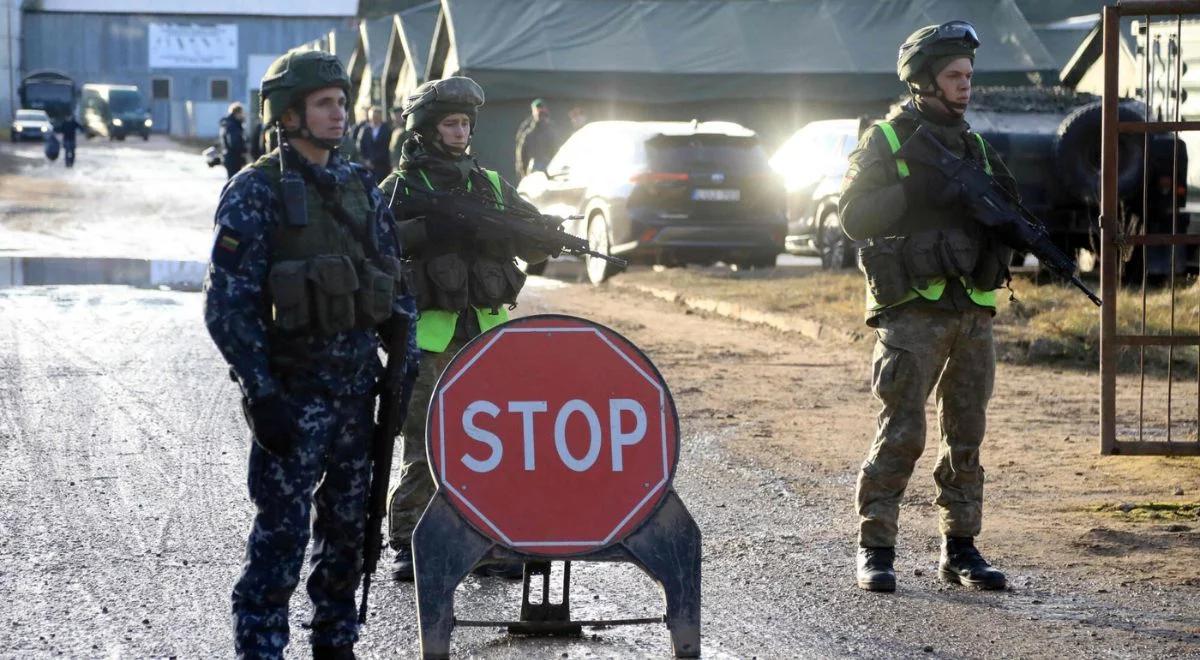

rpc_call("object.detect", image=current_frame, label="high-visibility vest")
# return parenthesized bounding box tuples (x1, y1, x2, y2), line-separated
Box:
(867, 121, 997, 311)
(401, 167, 510, 352)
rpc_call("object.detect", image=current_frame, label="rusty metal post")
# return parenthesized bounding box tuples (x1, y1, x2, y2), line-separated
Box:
(1100, 5, 1121, 455)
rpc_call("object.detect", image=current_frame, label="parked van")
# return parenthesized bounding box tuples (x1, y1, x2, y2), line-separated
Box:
(81, 84, 152, 141)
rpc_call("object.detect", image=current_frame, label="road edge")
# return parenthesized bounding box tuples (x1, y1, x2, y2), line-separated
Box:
(609, 279, 866, 344)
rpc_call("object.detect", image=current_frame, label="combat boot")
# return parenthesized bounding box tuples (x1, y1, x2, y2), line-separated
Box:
(856, 546, 896, 592)
(312, 644, 355, 660)
(939, 536, 1006, 590)
(391, 547, 414, 582)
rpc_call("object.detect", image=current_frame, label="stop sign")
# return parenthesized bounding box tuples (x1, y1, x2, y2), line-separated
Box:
(427, 314, 680, 557)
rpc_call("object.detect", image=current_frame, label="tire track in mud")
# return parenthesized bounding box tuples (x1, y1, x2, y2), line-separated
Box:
(0, 289, 240, 654)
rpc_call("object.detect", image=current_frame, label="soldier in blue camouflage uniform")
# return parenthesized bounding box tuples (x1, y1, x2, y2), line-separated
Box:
(204, 50, 419, 660)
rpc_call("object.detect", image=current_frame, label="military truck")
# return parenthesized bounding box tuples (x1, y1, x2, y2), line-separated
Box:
(18, 70, 77, 129)
(968, 87, 1188, 277)
(785, 87, 1189, 276)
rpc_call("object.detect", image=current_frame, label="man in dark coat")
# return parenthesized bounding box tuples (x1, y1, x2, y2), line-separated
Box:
(59, 113, 81, 168)
(513, 98, 561, 179)
(219, 102, 248, 180)
(355, 105, 392, 183)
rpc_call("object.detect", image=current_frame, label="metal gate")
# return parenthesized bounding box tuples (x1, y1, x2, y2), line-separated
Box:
(1101, 1, 1200, 455)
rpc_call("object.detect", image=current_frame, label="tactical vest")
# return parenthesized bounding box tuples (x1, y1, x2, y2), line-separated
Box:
(862, 121, 997, 312)
(252, 152, 402, 337)
(396, 167, 518, 353)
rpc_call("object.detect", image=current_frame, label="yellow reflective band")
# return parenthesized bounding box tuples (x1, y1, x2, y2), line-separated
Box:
(475, 306, 508, 333)
(865, 278, 996, 311)
(416, 310, 458, 352)
(481, 169, 504, 209)
(876, 122, 910, 179)
(974, 133, 993, 175)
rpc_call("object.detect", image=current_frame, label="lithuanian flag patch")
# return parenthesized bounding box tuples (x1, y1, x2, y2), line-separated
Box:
(212, 225, 248, 271)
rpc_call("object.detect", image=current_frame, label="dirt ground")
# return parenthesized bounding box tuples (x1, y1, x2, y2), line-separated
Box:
(1, 139, 1198, 657)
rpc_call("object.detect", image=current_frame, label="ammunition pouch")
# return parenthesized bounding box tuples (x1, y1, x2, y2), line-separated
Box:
(858, 238, 911, 307)
(468, 258, 525, 311)
(902, 228, 980, 288)
(269, 254, 405, 336)
(308, 255, 360, 335)
(426, 252, 469, 311)
(357, 258, 397, 329)
(970, 238, 1013, 292)
(268, 260, 311, 332)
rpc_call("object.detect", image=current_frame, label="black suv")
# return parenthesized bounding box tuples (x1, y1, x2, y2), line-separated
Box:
(517, 121, 787, 284)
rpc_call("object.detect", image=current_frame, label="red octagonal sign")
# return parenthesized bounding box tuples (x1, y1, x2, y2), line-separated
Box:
(427, 314, 680, 557)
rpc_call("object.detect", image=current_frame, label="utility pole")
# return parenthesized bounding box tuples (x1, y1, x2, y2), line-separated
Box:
(4, 0, 15, 122)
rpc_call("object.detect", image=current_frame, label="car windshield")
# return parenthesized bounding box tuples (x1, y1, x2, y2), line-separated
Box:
(109, 90, 144, 114)
(16, 110, 49, 121)
(646, 135, 769, 173)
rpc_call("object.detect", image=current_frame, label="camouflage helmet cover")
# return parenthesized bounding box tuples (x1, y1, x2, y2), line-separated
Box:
(402, 76, 485, 131)
(897, 21, 980, 88)
(260, 50, 352, 126)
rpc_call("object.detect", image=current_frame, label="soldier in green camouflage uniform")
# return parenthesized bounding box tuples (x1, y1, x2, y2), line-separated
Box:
(379, 77, 553, 581)
(840, 21, 1011, 593)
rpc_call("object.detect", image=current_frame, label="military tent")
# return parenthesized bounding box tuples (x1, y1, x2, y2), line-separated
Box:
(350, 16, 396, 115)
(381, 1, 440, 111)
(426, 0, 1058, 180)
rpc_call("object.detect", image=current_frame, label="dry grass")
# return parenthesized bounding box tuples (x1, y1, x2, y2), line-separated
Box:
(618, 266, 1199, 372)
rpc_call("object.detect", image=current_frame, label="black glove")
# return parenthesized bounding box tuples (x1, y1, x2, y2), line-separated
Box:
(901, 165, 962, 209)
(423, 215, 474, 243)
(241, 394, 294, 457)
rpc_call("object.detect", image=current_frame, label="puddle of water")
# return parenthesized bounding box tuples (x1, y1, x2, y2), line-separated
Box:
(0, 257, 207, 291)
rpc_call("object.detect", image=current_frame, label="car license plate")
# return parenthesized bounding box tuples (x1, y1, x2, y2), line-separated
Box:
(691, 188, 740, 202)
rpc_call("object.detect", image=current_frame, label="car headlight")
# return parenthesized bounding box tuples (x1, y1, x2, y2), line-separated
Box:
(144, 118, 153, 127)
(12, 123, 22, 131)
(113, 118, 123, 127)
(40, 126, 49, 132)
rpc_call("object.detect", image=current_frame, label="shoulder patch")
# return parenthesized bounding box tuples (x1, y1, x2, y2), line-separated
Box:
(211, 225, 249, 272)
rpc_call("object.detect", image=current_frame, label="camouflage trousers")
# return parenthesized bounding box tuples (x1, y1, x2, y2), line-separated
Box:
(387, 339, 466, 548)
(231, 391, 374, 659)
(856, 305, 995, 548)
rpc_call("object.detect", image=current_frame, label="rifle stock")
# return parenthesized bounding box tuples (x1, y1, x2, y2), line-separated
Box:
(895, 125, 1102, 307)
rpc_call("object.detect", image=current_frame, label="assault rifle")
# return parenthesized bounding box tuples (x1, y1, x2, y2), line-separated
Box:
(400, 186, 629, 269)
(895, 125, 1102, 307)
(358, 321, 418, 624)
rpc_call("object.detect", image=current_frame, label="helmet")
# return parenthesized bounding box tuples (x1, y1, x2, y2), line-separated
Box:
(260, 50, 351, 127)
(402, 77, 485, 132)
(897, 21, 979, 90)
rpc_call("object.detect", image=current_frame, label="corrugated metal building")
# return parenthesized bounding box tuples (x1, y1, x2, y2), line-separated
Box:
(19, 0, 358, 137)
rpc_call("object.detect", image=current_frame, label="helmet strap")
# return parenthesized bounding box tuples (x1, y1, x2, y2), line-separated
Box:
(911, 78, 967, 117)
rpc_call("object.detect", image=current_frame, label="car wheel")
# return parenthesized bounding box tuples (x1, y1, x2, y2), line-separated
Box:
(516, 258, 548, 276)
(9, 132, 15, 143)
(819, 210, 853, 270)
(585, 213, 615, 285)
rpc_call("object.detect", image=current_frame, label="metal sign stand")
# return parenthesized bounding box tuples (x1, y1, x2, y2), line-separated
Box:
(412, 488, 702, 659)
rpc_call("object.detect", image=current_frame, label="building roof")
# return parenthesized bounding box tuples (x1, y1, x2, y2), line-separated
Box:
(29, 0, 358, 16)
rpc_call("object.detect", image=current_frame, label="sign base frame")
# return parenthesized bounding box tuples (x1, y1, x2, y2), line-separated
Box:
(412, 488, 702, 659)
